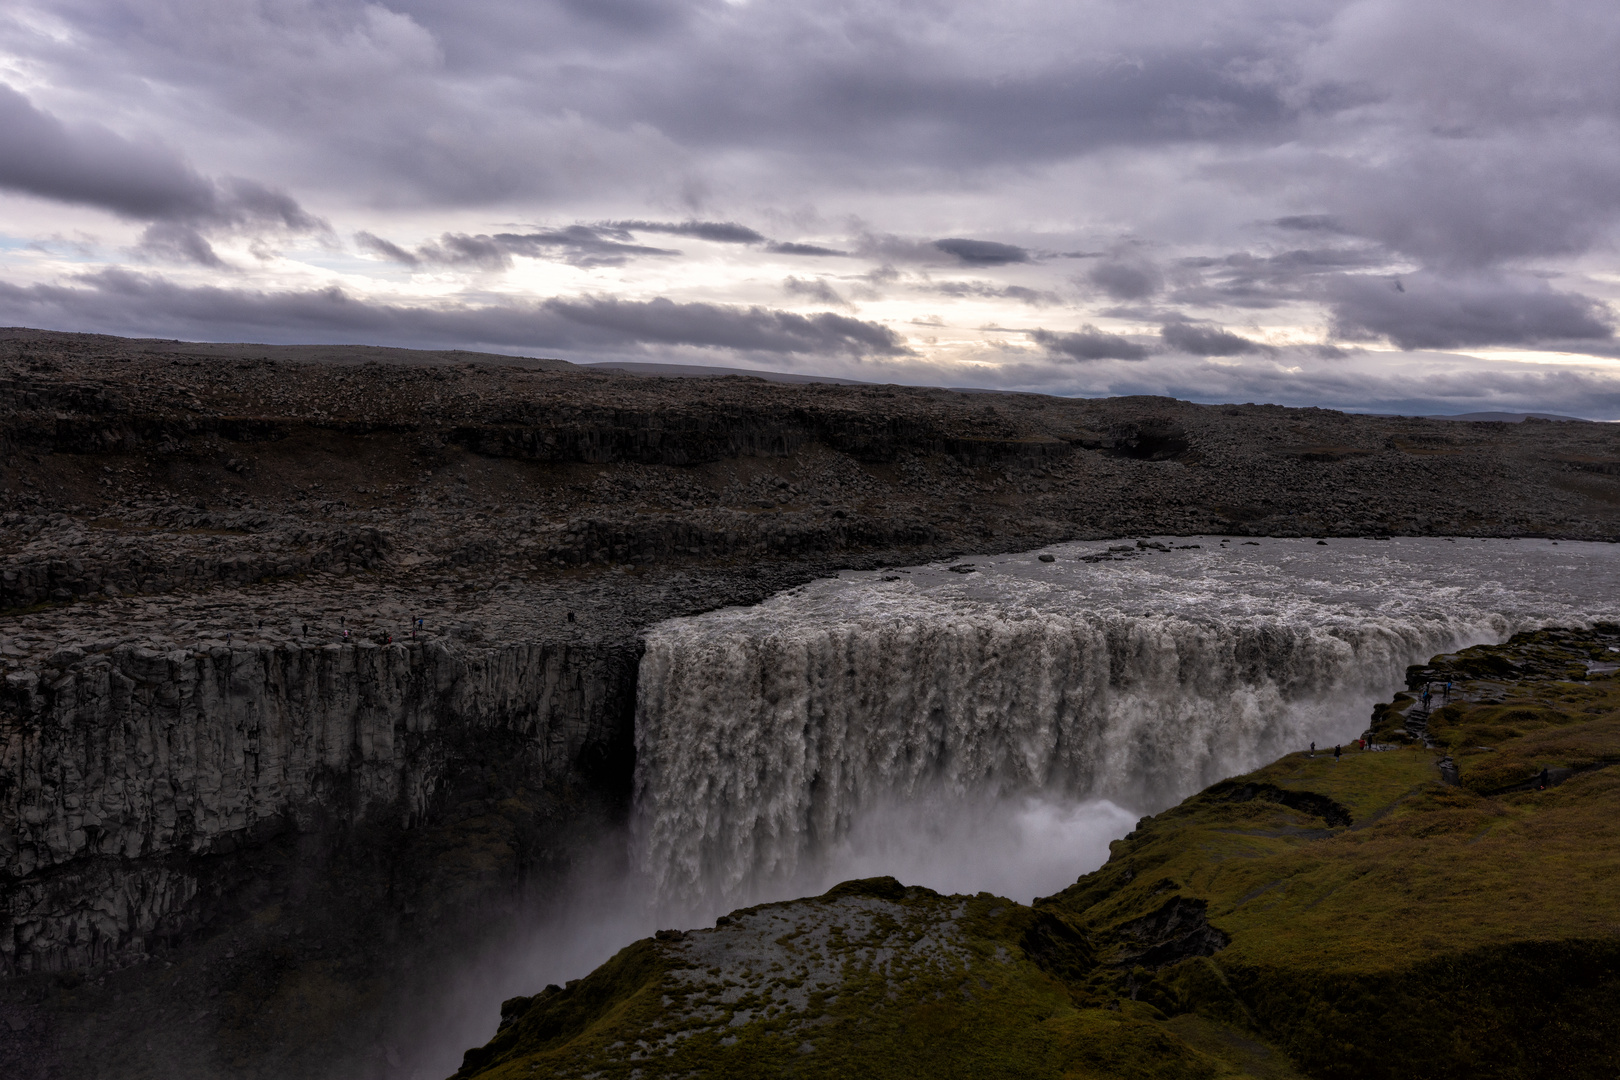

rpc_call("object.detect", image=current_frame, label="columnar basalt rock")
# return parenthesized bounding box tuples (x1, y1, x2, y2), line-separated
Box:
(1, 635, 636, 975)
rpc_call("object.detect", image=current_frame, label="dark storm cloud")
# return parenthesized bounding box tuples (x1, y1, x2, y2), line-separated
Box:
(1326, 272, 1614, 351)
(1031, 326, 1150, 361)
(933, 239, 1030, 266)
(1160, 319, 1268, 356)
(0, 270, 910, 358)
(608, 220, 766, 244)
(0, 83, 325, 253)
(357, 227, 679, 269)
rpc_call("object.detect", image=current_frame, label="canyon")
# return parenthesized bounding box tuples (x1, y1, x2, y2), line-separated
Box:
(5, 327, 1620, 1078)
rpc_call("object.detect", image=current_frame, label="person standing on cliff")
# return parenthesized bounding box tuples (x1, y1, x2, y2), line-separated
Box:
(1310, 741, 1316, 757)
(1334, 744, 1342, 764)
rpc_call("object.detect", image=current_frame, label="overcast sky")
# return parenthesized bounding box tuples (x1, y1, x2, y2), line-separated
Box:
(3, 1, 1619, 416)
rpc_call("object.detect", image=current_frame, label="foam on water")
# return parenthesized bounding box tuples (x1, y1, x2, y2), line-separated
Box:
(633, 537, 1620, 909)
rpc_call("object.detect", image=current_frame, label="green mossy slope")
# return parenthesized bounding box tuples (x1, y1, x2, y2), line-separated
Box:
(451, 628, 1620, 1080)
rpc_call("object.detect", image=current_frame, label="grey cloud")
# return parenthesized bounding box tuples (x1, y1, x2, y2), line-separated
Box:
(555, 0, 686, 36)
(358, 227, 679, 269)
(0, 83, 325, 246)
(17, 0, 1620, 288)
(933, 239, 1030, 266)
(1087, 258, 1163, 301)
(767, 242, 847, 257)
(934, 281, 1060, 306)
(1327, 272, 1614, 351)
(496, 227, 679, 266)
(783, 277, 848, 307)
(1031, 326, 1151, 361)
(610, 40, 1294, 170)
(547, 295, 908, 355)
(1169, 247, 1388, 309)
(136, 223, 227, 269)
(609, 220, 766, 244)
(1341, 148, 1620, 268)
(355, 231, 421, 266)
(1271, 215, 1345, 233)
(420, 233, 513, 270)
(0, 81, 215, 220)
(0, 270, 910, 359)
(1160, 318, 1267, 355)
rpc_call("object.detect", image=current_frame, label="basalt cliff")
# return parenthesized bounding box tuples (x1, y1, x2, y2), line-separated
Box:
(3, 327, 1620, 1079)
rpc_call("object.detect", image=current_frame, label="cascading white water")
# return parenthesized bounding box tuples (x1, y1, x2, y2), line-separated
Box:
(633, 537, 1620, 909)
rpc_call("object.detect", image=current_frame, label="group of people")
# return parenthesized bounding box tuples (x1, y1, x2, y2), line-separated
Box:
(1308, 740, 1371, 762)
(1418, 680, 1454, 711)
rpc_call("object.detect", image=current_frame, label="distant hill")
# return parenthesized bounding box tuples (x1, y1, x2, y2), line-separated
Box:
(1425, 411, 1591, 423)
(581, 361, 870, 385)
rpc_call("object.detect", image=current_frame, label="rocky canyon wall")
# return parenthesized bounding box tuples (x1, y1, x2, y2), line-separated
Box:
(0, 636, 637, 975)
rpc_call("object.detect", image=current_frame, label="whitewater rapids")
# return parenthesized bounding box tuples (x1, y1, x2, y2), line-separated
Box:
(633, 536, 1620, 909)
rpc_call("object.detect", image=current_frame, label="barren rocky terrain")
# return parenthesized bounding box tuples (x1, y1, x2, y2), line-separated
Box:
(4, 326, 1620, 1079)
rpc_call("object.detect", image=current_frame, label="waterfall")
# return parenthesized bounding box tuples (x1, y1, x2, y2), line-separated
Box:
(631, 537, 1620, 908)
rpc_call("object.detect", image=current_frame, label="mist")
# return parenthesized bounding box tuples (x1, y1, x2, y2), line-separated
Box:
(384, 790, 1146, 1080)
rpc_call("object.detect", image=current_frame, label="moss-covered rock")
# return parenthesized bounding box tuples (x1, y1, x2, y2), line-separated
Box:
(451, 629, 1620, 1080)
